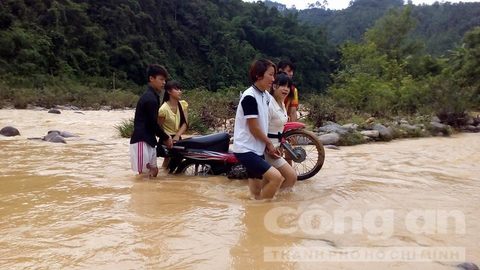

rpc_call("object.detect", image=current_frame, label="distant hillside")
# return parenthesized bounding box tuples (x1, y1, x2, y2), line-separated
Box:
(297, 0, 480, 55)
(299, 0, 403, 44)
(411, 2, 480, 54)
(0, 0, 335, 91)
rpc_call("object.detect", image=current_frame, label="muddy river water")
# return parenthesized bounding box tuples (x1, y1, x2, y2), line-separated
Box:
(0, 109, 479, 270)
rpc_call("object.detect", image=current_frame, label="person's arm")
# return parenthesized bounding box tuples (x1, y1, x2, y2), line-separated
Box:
(184, 102, 189, 126)
(287, 107, 298, 122)
(246, 118, 278, 156)
(242, 96, 280, 158)
(157, 106, 173, 147)
(173, 123, 187, 142)
(158, 106, 166, 127)
(287, 87, 299, 122)
(173, 101, 188, 142)
(158, 116, 166, 126)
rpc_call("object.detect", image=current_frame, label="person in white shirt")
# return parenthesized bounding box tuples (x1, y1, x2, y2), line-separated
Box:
(265, 72, 297, 188)
(233, 59, 284, 200)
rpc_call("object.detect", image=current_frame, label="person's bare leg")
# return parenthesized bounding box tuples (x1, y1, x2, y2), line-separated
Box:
(278, 163, 297, 189)
(147, 163, 159, 177)
(162, 157, 170, 168)
(248, 179, 262, 199)
(150, 167, 158, 177)
(260, 167, 284, 199)
(284, 151, 293, 166)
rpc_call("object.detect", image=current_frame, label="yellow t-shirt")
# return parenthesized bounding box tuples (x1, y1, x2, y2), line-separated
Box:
(158, 100, 188, 135)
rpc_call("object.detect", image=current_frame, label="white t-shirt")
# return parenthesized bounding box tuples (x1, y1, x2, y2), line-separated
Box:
(233, 85, 270, 155)
(268, 95, 288, 147)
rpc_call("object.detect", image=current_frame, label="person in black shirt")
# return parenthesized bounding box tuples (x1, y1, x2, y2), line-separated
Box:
(129, 64, 173, 177)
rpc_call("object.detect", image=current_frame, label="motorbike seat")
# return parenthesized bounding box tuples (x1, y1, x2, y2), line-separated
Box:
(175, 132, 230, 152)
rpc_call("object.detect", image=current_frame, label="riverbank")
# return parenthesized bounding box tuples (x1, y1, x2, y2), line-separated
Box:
(312, 113, 480, 146)
(2, 107, 480, 148)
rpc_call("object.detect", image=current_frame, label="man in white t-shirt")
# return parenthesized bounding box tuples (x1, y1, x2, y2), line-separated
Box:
(233, 59, 284, 200)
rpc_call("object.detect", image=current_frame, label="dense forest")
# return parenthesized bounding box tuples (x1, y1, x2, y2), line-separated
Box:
(0, 0, 334, 93)
(298, 0, 480, 55)
(1, 0, 479, 92)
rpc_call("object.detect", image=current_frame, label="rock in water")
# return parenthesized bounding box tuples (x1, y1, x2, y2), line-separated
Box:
(60, 131, 79, 137)
(43, 132, 66, 143)
(0, 126, 20, 136)
(47, 130, 78, 138)
(48, 109, 61, 114)
(458, 262, 479, 270)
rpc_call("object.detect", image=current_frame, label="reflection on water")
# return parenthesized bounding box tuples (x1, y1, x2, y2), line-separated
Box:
(0, 109, 479, 269)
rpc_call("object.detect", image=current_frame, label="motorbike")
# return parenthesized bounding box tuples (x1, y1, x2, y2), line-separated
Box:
(157, 122, 325, 181)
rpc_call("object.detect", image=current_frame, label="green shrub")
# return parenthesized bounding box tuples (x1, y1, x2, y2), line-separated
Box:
(104, 90, 138, 108)
(183, 86, 241, 133)
(303, 94, 340, 127)
(338, 132, 367, 146)
(390, 125, 429, 139)
(187, 111, 209, 134)
(115, 118, 134, 138)
(12, 88, 37, 108)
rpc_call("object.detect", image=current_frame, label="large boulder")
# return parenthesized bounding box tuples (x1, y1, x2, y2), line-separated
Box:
(372, 124, 393, 141)
(318, 122, 349, 135)
(429, 121, 450, 135)
(431, 116, 441, 123)
(342, 123, 359, 132)
(400, 123, 418, 131)
(473, 115, 480, 126)
(0, 126, 20, 137)
(360, 130, 380, 139)
(319, 133, 341, 145)
(463, 125, 479, 132)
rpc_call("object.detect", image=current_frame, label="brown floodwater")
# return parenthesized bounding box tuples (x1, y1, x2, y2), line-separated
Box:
(0, 109, 479, 270)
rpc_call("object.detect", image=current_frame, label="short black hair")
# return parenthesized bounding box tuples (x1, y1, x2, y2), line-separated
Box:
(274, 72, 293, 88)
(270, 72, 294, 100)
(278, 60, 295, 72)
(165, 80, 181, 92)
(146, 64, 169, 81)
(248, 59, 277, 84)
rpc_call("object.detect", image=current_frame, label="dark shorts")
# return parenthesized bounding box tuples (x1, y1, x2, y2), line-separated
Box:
(234, 152, 271, 179)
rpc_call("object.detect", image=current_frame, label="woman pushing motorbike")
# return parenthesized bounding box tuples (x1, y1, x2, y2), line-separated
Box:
(232, 59, 285, 200)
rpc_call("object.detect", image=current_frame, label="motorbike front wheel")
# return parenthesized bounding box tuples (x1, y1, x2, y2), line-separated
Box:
(282, 129, 325, 181)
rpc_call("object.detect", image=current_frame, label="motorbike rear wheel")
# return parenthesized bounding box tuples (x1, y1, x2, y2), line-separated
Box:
(282, 129, 325, 181)
(177, 161, 213, 176)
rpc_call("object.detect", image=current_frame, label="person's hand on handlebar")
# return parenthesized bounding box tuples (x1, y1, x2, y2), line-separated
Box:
(266, 142, 281, 159)
(163, 137, 173, 149)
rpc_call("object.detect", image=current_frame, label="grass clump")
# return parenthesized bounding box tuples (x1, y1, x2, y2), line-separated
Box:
(337, 131, 367, 146)
(115, 118, 134, 138)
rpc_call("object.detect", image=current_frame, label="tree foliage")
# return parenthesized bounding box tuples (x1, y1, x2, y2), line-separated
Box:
(328, 6, 477, 117)
(299, 0, 480, 55)
(0, 0, 335, 92)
